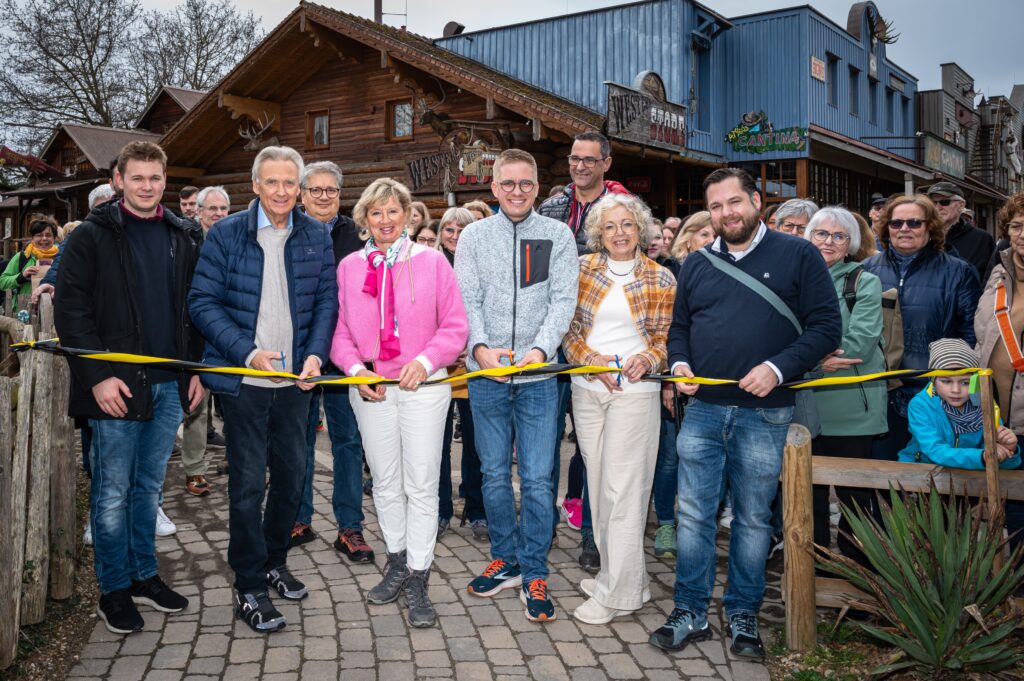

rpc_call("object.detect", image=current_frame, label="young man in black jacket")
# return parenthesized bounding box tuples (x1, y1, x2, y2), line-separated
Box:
(54, 141, 205, 635)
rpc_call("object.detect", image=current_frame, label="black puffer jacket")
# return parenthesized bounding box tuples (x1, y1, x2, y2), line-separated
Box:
(537, 180, 632, 255)
(946, 218, 995, 280)
(54, 201, 203, 420)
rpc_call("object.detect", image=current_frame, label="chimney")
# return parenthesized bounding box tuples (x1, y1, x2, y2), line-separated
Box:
(374, 0, 382, 24)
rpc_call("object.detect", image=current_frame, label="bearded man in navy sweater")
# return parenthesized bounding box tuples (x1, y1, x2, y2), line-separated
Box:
(648, 168, 842, 658)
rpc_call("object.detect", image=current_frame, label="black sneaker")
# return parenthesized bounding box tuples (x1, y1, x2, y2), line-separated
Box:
(97, 588, 145, 634)
(727, 612, 765, 659)
(579, 528, 600, 573)
(767, 533, 784, 561)
(267, 565, 308, 600)
(130, 575, 189, 613)
(648, 607, 711, 651)
(235, 590, 286, 632)
(206, 429, 226, 449)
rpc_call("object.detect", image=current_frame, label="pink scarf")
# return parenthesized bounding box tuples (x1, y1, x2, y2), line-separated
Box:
(362, 244, 402, 361)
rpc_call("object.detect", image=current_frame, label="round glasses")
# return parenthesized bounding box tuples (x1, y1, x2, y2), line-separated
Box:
(809, 229, 850, 244)
(305, 186, 340, 198)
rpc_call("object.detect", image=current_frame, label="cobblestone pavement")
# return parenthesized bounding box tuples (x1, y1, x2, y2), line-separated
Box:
(67, 426, 785, 681)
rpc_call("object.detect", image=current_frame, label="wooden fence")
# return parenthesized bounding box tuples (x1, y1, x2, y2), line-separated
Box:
(0, 294, 77, 670)
(782, 372, 1024, 651)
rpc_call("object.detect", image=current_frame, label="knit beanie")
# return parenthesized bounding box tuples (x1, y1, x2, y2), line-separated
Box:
(927, 338, 978, 370)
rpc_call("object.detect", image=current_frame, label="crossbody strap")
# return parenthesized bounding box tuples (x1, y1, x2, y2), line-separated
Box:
(994, 282, 1024, 372)
(697, 248, 802, 334)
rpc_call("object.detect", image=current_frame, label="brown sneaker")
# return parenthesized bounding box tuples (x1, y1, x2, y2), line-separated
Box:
(334, 528, 375, 563)
(185, 475, 210, 497)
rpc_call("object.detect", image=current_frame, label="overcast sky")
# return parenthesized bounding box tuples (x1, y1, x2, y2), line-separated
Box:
(153, 0, 1022, 98)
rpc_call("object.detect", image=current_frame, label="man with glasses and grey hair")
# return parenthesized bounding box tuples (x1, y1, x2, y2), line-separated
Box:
(289, 160, 375, 566)
(926, 181, 993, 279)
(196, 186, 230, 234)
(772, 198, 819, 236)
(189, 146, 338, 633)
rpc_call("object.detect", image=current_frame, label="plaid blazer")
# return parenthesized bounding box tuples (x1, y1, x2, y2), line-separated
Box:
(563, 252, 676, 372)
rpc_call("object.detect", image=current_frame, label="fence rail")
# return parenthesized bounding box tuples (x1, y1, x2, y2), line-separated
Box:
(0, 294, 77, 670)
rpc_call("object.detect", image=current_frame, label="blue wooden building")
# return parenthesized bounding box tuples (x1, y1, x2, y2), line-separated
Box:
(436, 0, 932, 216)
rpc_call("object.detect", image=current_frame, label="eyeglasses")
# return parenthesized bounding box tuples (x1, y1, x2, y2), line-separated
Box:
(305, 186, 340, 198)
(889, 218, 927, 230)
(602, 221, 638, 235)
(933, 198, 959, 207)
(441, 225, 465, 237)
(567, 155, 606, 168)
(778, 222, 806, 233)
(416, 236, 437, 246)
(497, 179, 537, 193)
(809, 229, 850, 244)
(1006, 221, 1024, 236)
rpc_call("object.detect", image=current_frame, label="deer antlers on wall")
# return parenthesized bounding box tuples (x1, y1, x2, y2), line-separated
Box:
(239, 112, 280, 151)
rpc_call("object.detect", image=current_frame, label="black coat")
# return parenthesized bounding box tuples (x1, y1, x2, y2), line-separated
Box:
(946, 218, 995, 280)
(54, 201, 203, 420)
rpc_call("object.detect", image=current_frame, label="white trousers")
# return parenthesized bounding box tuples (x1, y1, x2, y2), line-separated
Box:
(349, 377, 450, 571)
(571, 386, 660, 610)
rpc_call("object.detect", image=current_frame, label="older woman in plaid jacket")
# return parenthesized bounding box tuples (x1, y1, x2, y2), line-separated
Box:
(562, 193, 677, 625)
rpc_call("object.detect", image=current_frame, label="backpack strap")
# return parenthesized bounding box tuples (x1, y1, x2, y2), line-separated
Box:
(994, 281, 1024, 371)
(842, 266, 863, 313)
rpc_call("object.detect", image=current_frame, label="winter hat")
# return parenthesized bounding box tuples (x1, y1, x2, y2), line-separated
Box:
(927, 338, 978, 370)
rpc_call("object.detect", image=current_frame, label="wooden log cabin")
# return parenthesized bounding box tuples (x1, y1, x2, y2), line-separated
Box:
(158, 2, 611, 215)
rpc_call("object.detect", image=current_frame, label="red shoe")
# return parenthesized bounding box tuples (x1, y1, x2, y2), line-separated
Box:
(334, 528, 375, 563)
(290, 522, 316, 547)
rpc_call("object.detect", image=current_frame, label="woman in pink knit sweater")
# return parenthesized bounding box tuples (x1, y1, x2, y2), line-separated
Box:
(331, 178, 468, 628)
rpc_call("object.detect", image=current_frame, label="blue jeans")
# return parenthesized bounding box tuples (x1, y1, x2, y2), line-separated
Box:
(297, 387, 365, 530)
(470, 377, 558, 583)
(440, 398, 485, 522)
(674, 398, 793, 618)
(89, 381, 182, 593)
(221, 384, 311, 592)
(653, 417, 678, 525)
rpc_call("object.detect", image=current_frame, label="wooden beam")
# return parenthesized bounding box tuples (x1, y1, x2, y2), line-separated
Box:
(807, 457, 1024, 500)
(782, 424, 816, 652)
(217, 94, 282, 131)
(165, 165, 204, 179)
(533, 118, 543, 142)
(302, 20, 360, 64)
(486, 97, 495, 120)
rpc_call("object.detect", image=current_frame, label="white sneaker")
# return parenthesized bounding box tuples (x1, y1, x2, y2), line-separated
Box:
(580, 578, 650, 604)
(573, 596, 634, 625)
(156, 507, 177, 537)
(719, 505, 734, 529)
(83, 523, 93, 546)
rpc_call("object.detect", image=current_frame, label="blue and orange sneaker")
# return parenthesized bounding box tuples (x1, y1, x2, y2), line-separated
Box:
(467, 559, 522, 597)
(520, 578, 556, 622)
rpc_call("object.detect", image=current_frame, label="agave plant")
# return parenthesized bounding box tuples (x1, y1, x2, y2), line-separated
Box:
(816, 484, 1024, 678)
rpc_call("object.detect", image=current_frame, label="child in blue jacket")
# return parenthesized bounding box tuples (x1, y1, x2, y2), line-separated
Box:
(899, 338, 1021, 470)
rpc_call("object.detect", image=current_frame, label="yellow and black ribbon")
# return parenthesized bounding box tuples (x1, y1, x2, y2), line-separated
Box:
(9, 338, 990, 389)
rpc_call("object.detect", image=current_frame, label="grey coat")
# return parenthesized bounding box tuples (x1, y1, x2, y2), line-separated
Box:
(454, 209, 579, 381)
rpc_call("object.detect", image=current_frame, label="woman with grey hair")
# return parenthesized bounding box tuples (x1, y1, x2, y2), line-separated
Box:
(774, 198, 819, 235)
(562, 193, 676, 624)
(802, 206, 887, 567)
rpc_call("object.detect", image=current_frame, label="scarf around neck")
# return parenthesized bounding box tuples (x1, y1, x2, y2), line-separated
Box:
(940, 399, 983, 435)
(24, 242, 59, 261)
(362, 234, 407, 361)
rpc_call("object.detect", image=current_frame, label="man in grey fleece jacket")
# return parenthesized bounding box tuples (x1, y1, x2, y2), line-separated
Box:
(455, 149, 579, 623)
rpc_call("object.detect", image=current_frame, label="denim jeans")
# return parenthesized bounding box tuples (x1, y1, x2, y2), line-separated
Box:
(440, 398, 485, 522)
(653, 417, 678, 525)
(89, 381, 182, 593)
(674, 398, 793, 618)
(470, 377, 558, 582)
(297, 387, 365, 530)
(221, 384, 311, 592)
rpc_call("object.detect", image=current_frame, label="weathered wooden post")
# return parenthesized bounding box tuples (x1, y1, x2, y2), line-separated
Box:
(21, 323, 53, 625)
(43, 295, 75, 600)
(978, 371, 1004, 570)
(0, 325, 34, 669)
(783, 422, 815, 652)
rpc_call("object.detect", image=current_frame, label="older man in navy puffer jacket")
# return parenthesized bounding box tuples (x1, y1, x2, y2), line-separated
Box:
(189, 146, 337, 634)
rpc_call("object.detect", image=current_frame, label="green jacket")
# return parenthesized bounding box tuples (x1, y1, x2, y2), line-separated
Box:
(813, 260, 888, 437)
(0, 250, 36, 307)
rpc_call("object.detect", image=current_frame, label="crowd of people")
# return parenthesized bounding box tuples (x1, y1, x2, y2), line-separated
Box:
(5, 128, 1022, 661)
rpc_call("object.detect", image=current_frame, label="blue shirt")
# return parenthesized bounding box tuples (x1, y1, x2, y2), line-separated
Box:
(257, 202, 294, 231)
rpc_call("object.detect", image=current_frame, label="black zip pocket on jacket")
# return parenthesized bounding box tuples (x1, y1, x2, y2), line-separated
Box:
(520, 239, 552, 288)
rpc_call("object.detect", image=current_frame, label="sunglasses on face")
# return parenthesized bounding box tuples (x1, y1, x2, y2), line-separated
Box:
(889, 219, 927, 230)
(933, 198, 959, 207)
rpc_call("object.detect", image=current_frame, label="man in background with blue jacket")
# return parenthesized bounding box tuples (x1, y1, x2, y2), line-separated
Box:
(189, 146, 338, 634)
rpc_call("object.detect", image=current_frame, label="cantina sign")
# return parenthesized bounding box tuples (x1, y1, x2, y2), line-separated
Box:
(605, 72, 687, 154)
(726, 111, 807, 153)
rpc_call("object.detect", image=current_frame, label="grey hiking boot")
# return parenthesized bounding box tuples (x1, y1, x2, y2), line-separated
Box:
(367, 550, 409, 605)
(402, 568, 436, 627)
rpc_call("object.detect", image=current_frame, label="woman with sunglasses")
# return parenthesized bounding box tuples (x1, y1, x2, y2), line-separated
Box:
(862, 195, 980, 460)
(802, 207, 886, 567)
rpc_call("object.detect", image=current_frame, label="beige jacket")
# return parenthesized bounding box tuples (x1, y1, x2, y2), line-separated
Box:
(975, 248, 1024, 434)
